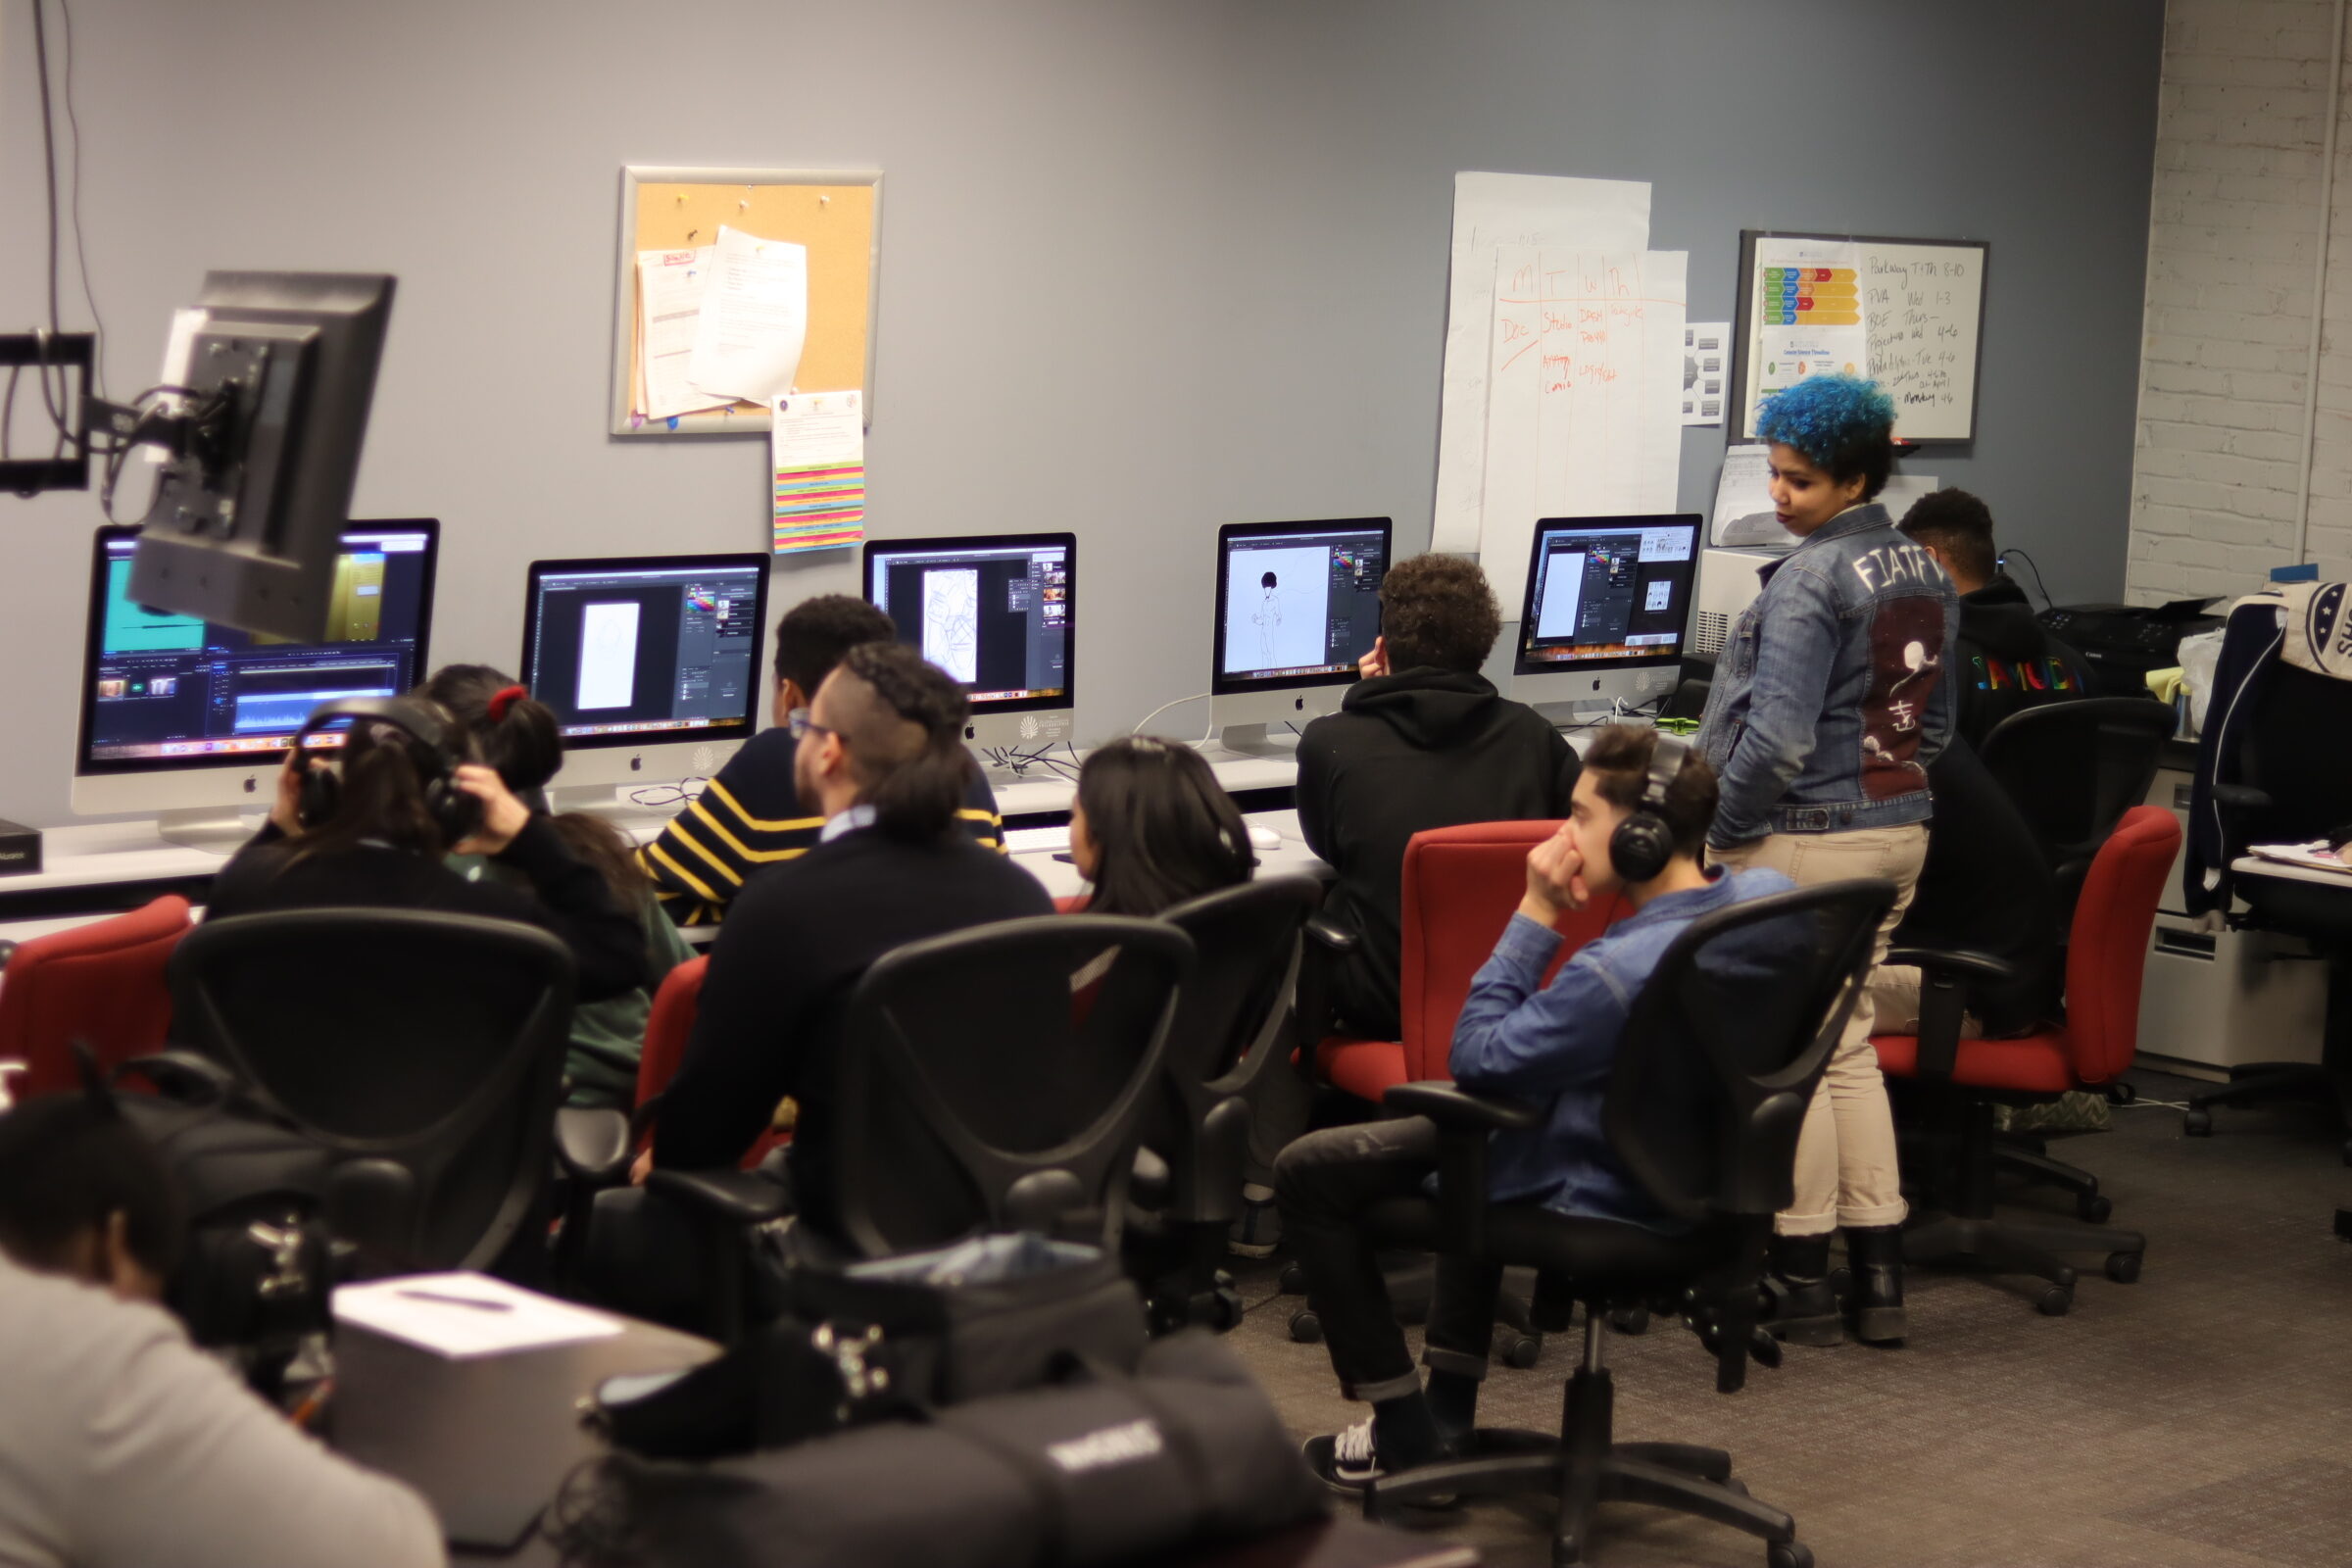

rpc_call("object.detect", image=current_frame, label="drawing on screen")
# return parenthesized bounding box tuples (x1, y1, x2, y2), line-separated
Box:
(1644, 579, 1672, 612)
(1222, 546, 1332, 673)
(924, 568, 979, 684)
(577, 602, 640, 710)
(1537, 553, 1588, 638)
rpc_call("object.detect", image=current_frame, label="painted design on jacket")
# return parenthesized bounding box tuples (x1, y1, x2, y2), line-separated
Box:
(1859, 596, 1946, 801)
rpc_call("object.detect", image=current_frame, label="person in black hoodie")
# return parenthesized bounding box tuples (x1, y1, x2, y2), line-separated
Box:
(1898, 490, 2092, 749)
(1297, 554, 1577, 1043)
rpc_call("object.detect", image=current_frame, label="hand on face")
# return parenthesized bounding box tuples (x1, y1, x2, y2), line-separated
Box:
(1356, 635, 1391, 681)
(1520, 820, 1591, 924)
(449, 763, 531, 855)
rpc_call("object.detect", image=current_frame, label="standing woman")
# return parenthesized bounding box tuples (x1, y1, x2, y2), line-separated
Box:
(1695, 374, 1957, 1347)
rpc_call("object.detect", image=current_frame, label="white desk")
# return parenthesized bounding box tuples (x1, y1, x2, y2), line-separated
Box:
(990, 748, 1299, 823)
(2230, 854, 2352, 891)
(1006, 809, 1330, 902)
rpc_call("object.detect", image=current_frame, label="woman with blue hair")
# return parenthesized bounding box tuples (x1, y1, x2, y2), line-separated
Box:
(1695, 375, 1957, 1348)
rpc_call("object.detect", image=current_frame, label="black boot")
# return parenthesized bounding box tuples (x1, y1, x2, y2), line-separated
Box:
(1761, 1233, 1841, 1347)
(1841, 1224, 1907, 1346)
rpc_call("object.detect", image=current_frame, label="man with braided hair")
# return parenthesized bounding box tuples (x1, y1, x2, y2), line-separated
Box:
(652, 642, 1052, 1239)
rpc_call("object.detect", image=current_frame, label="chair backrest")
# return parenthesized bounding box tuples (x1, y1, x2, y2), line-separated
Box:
(2058, 806, 2182, 1085)
(0, 897, 191, 1099)
(1605, 879, 1894, 1225)
(634, 955, 710, 1109)
(1397, 821, 1621, 1080)
(1980, 697, 2172, 909)
(831, 914, 1192, 1259)
(170, 908, 575, 1270)
(2238, 660, 2352, 843)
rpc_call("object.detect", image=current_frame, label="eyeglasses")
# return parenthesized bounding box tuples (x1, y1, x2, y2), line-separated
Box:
(786, 708, 835, 743)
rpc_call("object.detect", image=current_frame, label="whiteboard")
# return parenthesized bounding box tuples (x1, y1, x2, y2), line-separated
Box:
(1732, 230, 1986, 444)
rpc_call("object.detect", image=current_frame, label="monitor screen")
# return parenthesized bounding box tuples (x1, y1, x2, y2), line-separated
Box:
(1212, 518, 1391, 693)
(1515, 515, 1701, 674)
(861, 533, 1074, 711)
(520, 554, 771, 747)
(77, 519, 438, 773)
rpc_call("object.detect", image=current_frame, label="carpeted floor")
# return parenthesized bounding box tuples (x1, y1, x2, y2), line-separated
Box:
(1218, 1070, 2352, 1567)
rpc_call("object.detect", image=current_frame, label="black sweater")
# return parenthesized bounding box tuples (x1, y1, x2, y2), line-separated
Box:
(1952, 576, 2094, 749)
(1297, 667, 1578, 1041)
(652, 826, 1053, 1232)
(207, 816, 649, 1003)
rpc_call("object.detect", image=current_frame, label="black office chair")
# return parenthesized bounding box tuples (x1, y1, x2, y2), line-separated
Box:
(1359, 879, 1893, 1568)
(619, 915, 1193, 1341)
(166, 908, 576, 1273)
(1979, 696, 2173, 926)
(2179, 599, 2352, 1152)
(1126, 876, 1322, 1331)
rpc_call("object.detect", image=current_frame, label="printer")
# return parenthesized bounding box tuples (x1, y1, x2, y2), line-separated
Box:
(2037, 597, 2224, 697)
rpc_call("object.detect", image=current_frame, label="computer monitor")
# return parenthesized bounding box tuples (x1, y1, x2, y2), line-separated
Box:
(74, 518, 440, 850)
(110, 271, 396, 643)
(1508, 514, 1701, 710)
(519, 553, 772, 809)
(860, 532, 1075, 757)
(1209, 517, 1390, 749)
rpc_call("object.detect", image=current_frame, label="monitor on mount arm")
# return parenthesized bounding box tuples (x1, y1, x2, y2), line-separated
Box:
(518, 553, 772, 813)
(860, 532, 1075, 763)
(1209, 517, 1390, 754)
(1509, 514, 1700, 712)
(73, 519, 440, 851)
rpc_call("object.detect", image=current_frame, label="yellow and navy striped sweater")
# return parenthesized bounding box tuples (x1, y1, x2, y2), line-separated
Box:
(637, 727, 1006, 925)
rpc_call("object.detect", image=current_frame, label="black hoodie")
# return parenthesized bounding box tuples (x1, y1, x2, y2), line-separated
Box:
(1297, 667, 1577, 1042)
(1951, 576, 2094, 749)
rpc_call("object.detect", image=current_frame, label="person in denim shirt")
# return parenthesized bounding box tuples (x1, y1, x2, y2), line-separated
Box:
(1696, 374, 1957, 1348)
(1279, 728, 1793, 1494)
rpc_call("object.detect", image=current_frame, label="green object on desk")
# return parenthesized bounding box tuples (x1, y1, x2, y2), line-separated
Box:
(1654, 716, 1700, 735)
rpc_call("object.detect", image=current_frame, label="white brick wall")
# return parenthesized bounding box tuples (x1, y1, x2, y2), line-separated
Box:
(2128, 0, 2352, 601)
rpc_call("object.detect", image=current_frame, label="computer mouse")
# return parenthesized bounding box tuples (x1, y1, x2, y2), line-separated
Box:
(1248, 824, 1283, 852)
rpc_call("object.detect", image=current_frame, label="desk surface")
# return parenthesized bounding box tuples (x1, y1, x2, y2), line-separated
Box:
(2230, 854, 2352, 890)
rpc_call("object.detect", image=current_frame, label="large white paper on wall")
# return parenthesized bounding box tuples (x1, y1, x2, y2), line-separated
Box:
(1479, 248, 1689, 614)
(1433, 173, 1650, 555)
(687, 225, 809, 406)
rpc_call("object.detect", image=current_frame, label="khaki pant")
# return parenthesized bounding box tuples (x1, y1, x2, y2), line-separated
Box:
(1711, 823, 1927, 1236)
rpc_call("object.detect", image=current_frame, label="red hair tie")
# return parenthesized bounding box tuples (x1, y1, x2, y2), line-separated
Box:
(487, 684, 530, 722)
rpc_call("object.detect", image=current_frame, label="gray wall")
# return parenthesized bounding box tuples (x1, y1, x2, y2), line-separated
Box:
(0, 0, 2164, 828)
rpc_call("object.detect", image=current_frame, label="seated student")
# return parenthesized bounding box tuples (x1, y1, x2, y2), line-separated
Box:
(1297, 554, 1578, 1043)
(424, 665, 696, 1109)
(649, 644, 1053, 1238)
(1276, 727, 1791, 1489)
(639, 595, 1005, 926)
(208, 702, 646, 1003)
(1897, 489, 2093, 747)
(0, 1091, 444, 1568)
(1065, 735, 1253, 916)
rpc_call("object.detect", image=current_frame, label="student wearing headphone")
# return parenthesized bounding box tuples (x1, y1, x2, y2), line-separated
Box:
(1278, 727, 1794, 1494)
(206, 697, 648, 1004)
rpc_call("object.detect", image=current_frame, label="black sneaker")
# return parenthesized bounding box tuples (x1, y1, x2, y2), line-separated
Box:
(1300, 1419, 1460, 1511)
(1229, 1187, 1282, 1258)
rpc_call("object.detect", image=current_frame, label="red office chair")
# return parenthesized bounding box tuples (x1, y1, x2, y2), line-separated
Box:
(627, 955, 792, 1168)
(1873, 805, 2179, 1314)
(0, 897, 193, 1101)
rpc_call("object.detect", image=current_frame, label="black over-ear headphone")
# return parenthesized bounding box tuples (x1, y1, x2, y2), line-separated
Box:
(289, 696, 481, 846)
(1608, 731, 1690, 885)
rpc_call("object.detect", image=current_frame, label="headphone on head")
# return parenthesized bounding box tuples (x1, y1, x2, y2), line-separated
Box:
(1608, 731, 1691, 885)
(289, 696, 480, 846)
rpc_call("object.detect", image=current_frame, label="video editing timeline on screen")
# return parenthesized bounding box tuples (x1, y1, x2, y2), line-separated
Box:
(1220, 524, 1389, 682)
(526, 560, 764, 739)
(1525, 520, 1697, 663)
(867, 538, 1072, 703)
(83, 524, 435, 765)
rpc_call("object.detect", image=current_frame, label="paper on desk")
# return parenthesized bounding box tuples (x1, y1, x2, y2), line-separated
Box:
(1003, 825, 1072, 855)
(1680, 321, 1730, 426)
(771, 389, 864, 554)
(636, 247, 733, 421)
(2248, 841, 2352, 874)
(333, 1271, 623, 1359)
(688, 225, 808, 406)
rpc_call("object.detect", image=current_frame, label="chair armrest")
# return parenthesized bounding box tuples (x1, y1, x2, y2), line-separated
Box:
(1303, 914, 1358, 955)
(1384, 1081, 1544, 1133)
(643, 1167, 793, 1226)
(1884, 948, 2023, 987)
(1293, 915, 1360, 1075)
(113, 1049, 239, 1105)
(2212, 783, 2273, 815)
(1880, 950, 2006, 1086)
(555, 1107, 634, 1187)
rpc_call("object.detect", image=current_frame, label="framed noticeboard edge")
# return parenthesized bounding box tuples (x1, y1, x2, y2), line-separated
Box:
(1729, 228, 1987, 447)
(610, 166, 882, 437)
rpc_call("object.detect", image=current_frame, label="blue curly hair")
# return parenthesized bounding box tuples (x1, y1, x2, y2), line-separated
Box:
(1754, 374, 1897, 501)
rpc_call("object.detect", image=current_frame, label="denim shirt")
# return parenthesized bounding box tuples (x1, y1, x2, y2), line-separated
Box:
(1449, 866, 1796, 1232)
(1694, 503, 1958, 849)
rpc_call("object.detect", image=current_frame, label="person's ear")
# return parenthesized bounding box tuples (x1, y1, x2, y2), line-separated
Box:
(772, 678, 803, 727)
(98, 1210, 163, 1303)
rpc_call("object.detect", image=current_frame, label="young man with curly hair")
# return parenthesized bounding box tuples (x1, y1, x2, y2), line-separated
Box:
(1298, 554, 1578, 1044)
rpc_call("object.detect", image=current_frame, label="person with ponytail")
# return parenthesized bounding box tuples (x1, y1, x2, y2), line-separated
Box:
(1065, 736, 1252, 916)
(206, 701, 647, 1004)
(650, 642, 1051, 1238)
(424, 666, 695, 1109)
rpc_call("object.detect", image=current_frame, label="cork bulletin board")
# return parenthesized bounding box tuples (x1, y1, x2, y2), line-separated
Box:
(610, 166, 881, 436)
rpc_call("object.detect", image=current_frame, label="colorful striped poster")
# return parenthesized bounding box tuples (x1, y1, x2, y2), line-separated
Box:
(770, 390, 865, 554)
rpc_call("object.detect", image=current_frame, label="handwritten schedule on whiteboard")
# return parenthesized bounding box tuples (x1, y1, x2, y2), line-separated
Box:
(1734, 231, 1986, 443)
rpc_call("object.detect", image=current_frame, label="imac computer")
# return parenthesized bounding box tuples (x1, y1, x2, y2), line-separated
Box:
(94, 272, 397, 643)
(519, 553, 772, 811)
(1508, 514, 1701, 711)
(860, 533, 1075, 758)
(74, 518, 440, 850)
(1210, 517, 1390, 752)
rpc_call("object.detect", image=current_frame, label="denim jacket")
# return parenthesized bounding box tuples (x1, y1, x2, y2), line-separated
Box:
(1695, 503, 1957, 849)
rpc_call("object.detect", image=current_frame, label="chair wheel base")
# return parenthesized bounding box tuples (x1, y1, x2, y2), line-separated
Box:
(2183, 1108, 2213, 1137)
(2036, 1284, 2074, 1316)
(1500, 1333, 1542, 1369)
(2078, 1193, 2113, 1224)
(1768, 1543, 1815, 1568)
(2104, 1250, 2142, 1284)
(1289, 1308, 1323, 1344)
